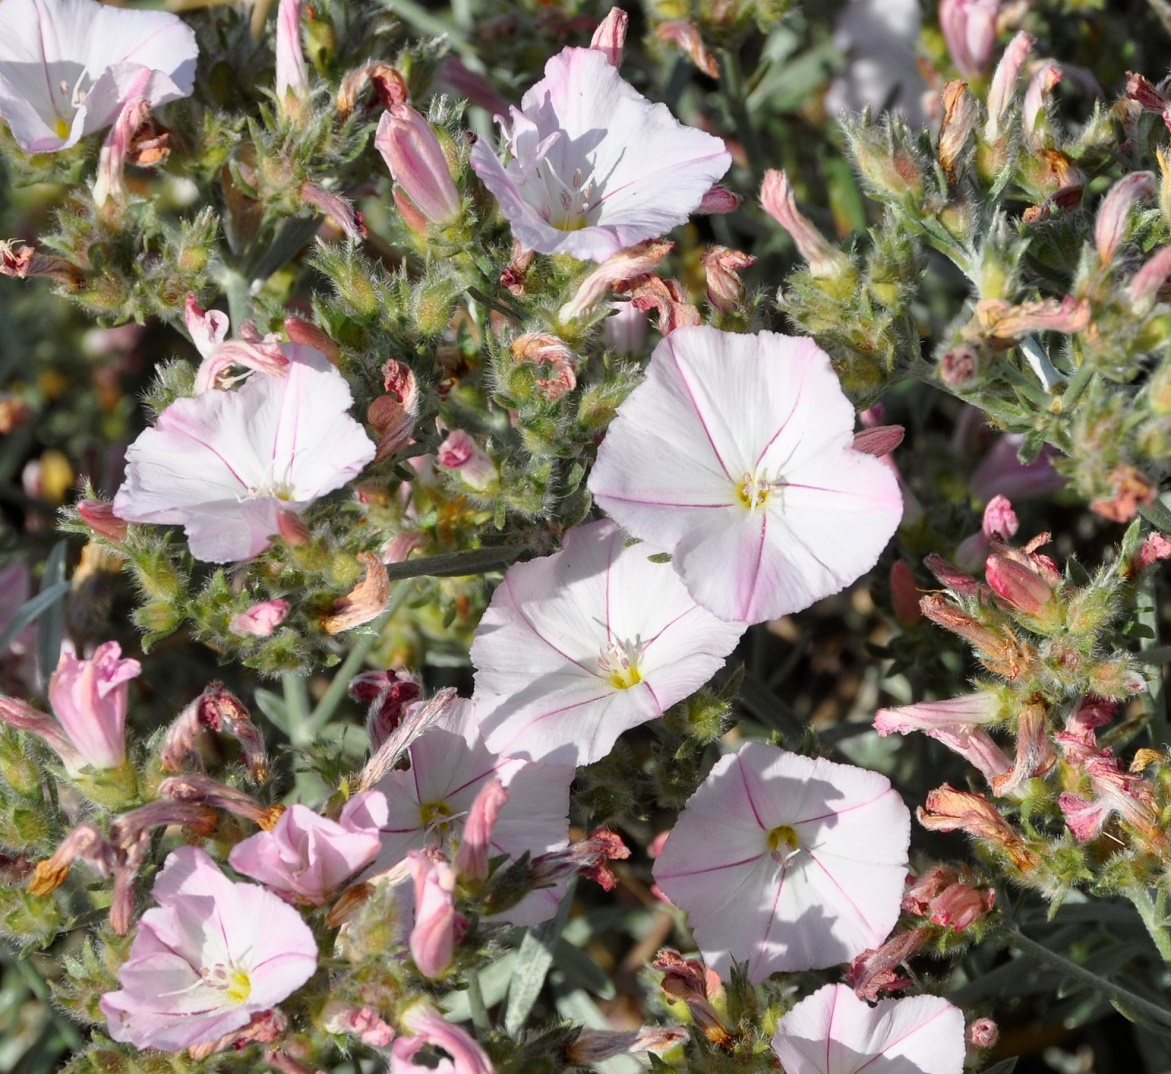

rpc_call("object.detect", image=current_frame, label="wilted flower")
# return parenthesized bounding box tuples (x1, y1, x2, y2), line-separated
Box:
(469, 47, 730, 261)
(760, 171, 852, 279)
(653, 744, 911, 982)
(100, 846, 318, 1052)
(391, 1004, 496, 1074)
(229, 600, 290, 638)
(771, 984, 965, 1074)
(0, 0, 197, 153)
(472, 519, 744, 766)
(229, 792, 388, 905)
(114, 345, 375, 562)
(589, 326, 902, 624)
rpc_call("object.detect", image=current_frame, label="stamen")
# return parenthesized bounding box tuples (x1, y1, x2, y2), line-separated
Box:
(597, 639, 644, 690)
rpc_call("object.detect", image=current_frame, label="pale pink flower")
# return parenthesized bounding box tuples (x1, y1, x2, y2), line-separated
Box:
(771, 984, 965, 1074)
(275, 0, 309, 112)
(0, 0, 197, 153)
(183, 295, 289, 394)
(100, 846, 317, 1052)
(407, 851, 459, 977)
(114, 345, 376, 562)
(436, 430, 497, 491)
(229, 791, 388, 905)
(471, 519, 744, 766)
(653, 744, 910, 982)
(370, 705, 572, 926)
(589, 326, 902, 624)
(229, 599, 290, 638)
(391, 1004, 496, 1074)
(469, 47, 730, 261)
(46, 641, 140, 774)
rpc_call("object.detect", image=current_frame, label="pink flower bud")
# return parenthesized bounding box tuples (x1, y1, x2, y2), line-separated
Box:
(929, 881, 995, 930)
(349, 668, 422, 749)
(275, 0, 309, 115)
(0, 240, 80, 287)
(939, 0, 1000, 78)
(696, 185, 741, 214)
(393, 185, 430, 235)
(889, 560, 922, 626)
(277, 508, 311, 546)
(408, 851, 460, 977)
(455, 778, 509, 880)
(436, 430, 497, 491)
(1022, 62, 1062, 147)
(852, 425, 904, 457)
(77, 499, 129, 543)
(967, 1018, 999, 1050)
(93, 97, 151, 210)
(375, 105, 461, 227)
(985, 554, 1058, 619)
(229, 599, 290, 638)
(1096, 171, 1156, 266)
(590, 7, 627, 67)
(985, 32, 1034, 141)
(301, 181, 366, 241)
(955, 494, 1018, 571)
(655, 20, 719, 79)
(48, 642, 140, 773)
(701, 246, 755, 313)
(760, 170, 851, 279)
(1127, 245, 1171, 313)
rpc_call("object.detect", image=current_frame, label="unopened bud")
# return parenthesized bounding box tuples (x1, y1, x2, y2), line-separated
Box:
(590, 7, 627, 67)
(1095, 172, 1156, 266)
(375, 105, 461, 227)
(655, 20, 719, 79)
(939, 0, 999, 78)
(986, 32, 1035, 141)
(760, 170, 851, 279)
(701, 246, 755, 313)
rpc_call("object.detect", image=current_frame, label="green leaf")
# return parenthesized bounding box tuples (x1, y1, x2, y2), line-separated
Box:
(35, 542, 68, 681)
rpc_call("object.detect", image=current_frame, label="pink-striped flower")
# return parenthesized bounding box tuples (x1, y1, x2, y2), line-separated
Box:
(653, 744, 910, 982)
(589, 326, 902, 624)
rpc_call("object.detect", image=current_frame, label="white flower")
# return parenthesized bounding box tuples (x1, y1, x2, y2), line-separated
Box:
(114, 345, 375, 563)
(0, 0, 197, 153)
(469, 47, 730, 262)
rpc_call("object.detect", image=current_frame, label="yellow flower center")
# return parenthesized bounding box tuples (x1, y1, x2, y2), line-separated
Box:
(738, 472, 773, 511)
(54, 117, 70, 140)
(225, 967, 252, 1004)
(766, 824, 800, 860)
(419, 799, 454, 835)
(597, 640, 644, 690)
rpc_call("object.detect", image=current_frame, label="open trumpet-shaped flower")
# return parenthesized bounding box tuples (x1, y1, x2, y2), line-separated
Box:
(653, 744, 910, 982)
(472, 519, 744, 766)
(370, 702, 572, 926)
(100, 846, 318, 1052)
(771, 984, 965, 1074)
(0, 0, 197, 153)
(114, 345, 375, 563)
(589, 326, 902, 624)
(469, 47, 730, 261)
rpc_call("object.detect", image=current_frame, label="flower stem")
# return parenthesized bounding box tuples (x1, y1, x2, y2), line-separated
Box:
(384, 543, 528, 581)
(281, 670, 312, 748)
(719, 47, 766, 184)
(1005, 925, 1171, 1027)
(1123, 886, 1171, 963)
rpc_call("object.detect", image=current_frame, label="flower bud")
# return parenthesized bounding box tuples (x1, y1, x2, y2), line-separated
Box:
(1095, 172, 1155, 266)
(300, 182, 366, 241)
(76, 499, 129, 543)
(985, 554, 1059, 621)
(375, 105, 461, 227)
(229, 599, 289, 638)
(590, 7, 627, 67)
(985, 32, 1034, 141)
(846, 928, 929, 1000)
(509, 333, 578, 400)
(436, 430, 497, 491)
(630, 276, 701, 335)
(455, 778, 508, 880)
(276, 0, 309, 119)
(918, 784, 1039, 869)
(696, 185, 741, 214)
(93, 97, 151, 211)
(760, 170, 852, 279)
(939, 0, 1000, 78)
(559, 240, 672, 322)
(0, 240, 81, 288)
(1022, 62, 1062, 147)
(889, 560, 922, 625)
(655, 20, 719, 79)
(967, 1019, 999, 1050)
(47, 642, 140, 774)
(407, 851, 460, 978)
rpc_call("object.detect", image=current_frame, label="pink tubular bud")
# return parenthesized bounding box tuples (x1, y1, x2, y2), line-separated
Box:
(455, 778, 509, 880)
(436, 430, 497, 491)
(284, 316, 340, 363)
(590, 7, 628, 67)
(301, 182, 366, 241)
(275, 0, 309, 114)
(655, 20, 719, 79)
(1095, 172, 1155, 266)
(760, 170, 851, 279)
(375, 106, 461, 227)
(77, 499, 129, 543)
(852, 424, 904, 457)
(93, 97, 151, 209)
(929, 881, 996, 930)
(985, 553, 1058, 619)
(985, 32, 1035, 141)
(889, 560, 922, 626)
(276, 508, 311, 546)
(696, 184, 741, 214)
(1127, 246, 1171, 312)
(48, 642, 140, 774)
(1022, 63, 1062, 147)
(939, 0, 1000, 79)
(392, 185, 430, 235)
(701, 246, 755, 313)
(229, 599, 289, 638)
